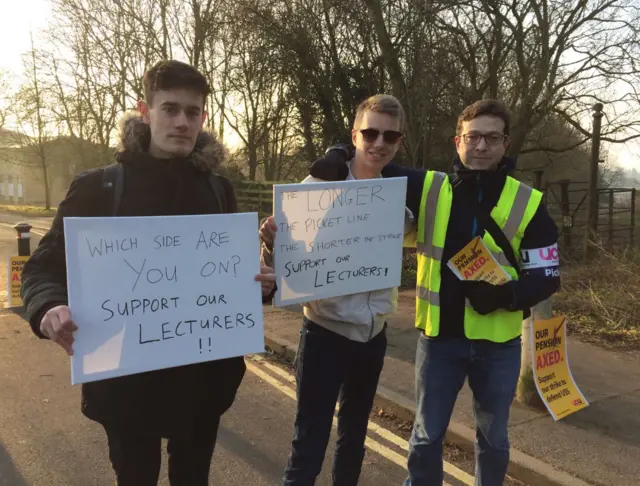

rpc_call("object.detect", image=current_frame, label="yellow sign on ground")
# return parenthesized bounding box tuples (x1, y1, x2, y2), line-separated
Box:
(531, 315, 589, 420)
(448, 236, 511, 285)
(7, 255, 29, 308)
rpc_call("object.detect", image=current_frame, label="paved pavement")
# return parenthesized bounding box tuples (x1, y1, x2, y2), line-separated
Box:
(264, 300, 640, 486)
(0, 220, 485, 485)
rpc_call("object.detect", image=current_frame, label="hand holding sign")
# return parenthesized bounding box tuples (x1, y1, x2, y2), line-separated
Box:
(448, 236, 511, 285)
(259, 216, 277, 249)
(255, 265, 276, 295)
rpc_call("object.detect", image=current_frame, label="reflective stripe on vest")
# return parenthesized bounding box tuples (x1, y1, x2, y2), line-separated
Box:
(415, 171, 543, 342)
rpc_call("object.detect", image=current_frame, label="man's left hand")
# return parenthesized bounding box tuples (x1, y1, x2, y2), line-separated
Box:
(463, 281, 515, 315)
(256, 265, 276, 296)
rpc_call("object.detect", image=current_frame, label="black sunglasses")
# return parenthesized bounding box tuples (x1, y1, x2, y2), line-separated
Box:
(359, 128, 403, 144)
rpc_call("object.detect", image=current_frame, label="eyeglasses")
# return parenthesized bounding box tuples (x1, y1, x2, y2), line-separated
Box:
(462, 133, 507, 146)
(359, 128, 403, 144)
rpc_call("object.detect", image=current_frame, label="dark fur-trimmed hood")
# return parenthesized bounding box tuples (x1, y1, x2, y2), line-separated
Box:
(116, 111, 228, 171)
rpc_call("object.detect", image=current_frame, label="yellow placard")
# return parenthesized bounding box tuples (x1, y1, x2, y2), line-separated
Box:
(7, 255, 29, 308)
(532, 315, 589, 420)
(447, 236, 511, 285)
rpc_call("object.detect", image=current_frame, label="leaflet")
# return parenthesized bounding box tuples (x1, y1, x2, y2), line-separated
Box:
(447, 236, 511, 285)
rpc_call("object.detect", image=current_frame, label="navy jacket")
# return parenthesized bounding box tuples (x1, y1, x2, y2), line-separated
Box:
(311, 152, 560, 339)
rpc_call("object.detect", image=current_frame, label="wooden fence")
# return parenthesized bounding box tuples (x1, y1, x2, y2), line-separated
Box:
(234, 178, 638, 250)
(543, 181, 637, 250)
(234, 180, 287, 220)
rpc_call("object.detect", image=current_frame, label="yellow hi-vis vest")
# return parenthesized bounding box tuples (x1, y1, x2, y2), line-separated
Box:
(415, 171, 543, 342)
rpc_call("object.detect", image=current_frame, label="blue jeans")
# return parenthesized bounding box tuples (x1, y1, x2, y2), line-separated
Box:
(283, 319, 387, 486)
(405, 335, 521, 486)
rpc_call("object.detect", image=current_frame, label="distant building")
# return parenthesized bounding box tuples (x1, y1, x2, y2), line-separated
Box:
(0, 128, 110, 207)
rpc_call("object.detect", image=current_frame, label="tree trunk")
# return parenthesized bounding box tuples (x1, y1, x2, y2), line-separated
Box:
(248, 145, 258, 181)
(363, 0, 419, 165)
(506, 120, 529, 161)
(363, 0, 407, 100)
(41, 157, 51, 210)
(295, 86, 317, 162)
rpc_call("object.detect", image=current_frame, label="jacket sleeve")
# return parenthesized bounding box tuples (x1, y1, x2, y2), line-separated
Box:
(309, 146, 351, 181)
(508, 202, 561, 310)
(380, 163, 426, 221)
(21, 170, 102, 338)
(221, 176, 278, 302)
(219, 175, 238, 214)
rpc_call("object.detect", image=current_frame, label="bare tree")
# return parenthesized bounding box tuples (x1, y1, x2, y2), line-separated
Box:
(0, 70, 11, 129)
(6, 38, 58, 209)
(436, 0, 640, 157)
(215, 20, 291, 180)
(35, 0, 638, 185)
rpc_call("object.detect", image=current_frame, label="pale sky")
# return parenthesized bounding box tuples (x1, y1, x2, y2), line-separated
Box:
(1, 0, 638, 171)
(1, 0, 51, 77)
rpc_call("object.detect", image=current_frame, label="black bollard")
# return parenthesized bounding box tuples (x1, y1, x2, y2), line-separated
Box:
(13, 222, 32, 256)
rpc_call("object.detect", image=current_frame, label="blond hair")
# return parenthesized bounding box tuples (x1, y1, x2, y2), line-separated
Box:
(354, 94, 405, 131)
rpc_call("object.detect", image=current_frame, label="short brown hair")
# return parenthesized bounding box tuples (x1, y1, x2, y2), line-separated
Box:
(456, 99, 510, 136)
(354, 94, 405, 131)
(143, 60, 211, 107)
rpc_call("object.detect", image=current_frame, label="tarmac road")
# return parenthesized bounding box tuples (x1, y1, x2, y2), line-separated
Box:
(0, 220, 506, 486)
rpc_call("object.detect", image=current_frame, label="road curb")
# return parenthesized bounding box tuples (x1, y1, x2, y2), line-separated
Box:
(263, 331, 591, 486)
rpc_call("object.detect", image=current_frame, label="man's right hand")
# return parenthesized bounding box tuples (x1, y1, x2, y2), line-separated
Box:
(259, 216, 277, 250)
(40, 305, 78, 356)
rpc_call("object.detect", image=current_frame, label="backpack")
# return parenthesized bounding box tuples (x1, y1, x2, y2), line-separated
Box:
(100, 163, 228, 216)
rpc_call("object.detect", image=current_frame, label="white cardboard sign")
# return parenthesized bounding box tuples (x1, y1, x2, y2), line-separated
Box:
(64, 213, 264, 385)
(273, 177, 407, 306)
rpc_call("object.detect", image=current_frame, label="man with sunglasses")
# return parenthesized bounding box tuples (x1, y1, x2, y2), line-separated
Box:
(260, 94, 422, 485)
(310, 99, 560, 486)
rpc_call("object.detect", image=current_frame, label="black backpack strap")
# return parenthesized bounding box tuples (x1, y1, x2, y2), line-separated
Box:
(102, 163, 124, 216)
(449, 173, 520, 276)
(207, 172, 227, 213)
(484, 217, 520, 275)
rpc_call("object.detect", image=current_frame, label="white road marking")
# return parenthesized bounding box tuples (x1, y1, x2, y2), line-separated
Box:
(248, 356, 474, 485)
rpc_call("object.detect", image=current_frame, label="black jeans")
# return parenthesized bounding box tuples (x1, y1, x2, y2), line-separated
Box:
(283, 319, 387, 486)
(104, 418, 220, 486)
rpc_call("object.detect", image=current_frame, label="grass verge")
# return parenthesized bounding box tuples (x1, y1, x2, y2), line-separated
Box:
(0, 204, 57, 217)
(555, 247, 639, 350)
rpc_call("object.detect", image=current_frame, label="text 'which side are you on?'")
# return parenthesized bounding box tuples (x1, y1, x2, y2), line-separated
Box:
(63, 213, 265, 385)
(272, 177, 408, 307)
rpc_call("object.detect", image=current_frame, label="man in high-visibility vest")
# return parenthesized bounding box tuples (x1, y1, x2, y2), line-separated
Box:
(310, 99, 561, 486)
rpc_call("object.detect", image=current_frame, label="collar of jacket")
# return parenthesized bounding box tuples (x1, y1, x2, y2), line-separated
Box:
(114, 111, 228, 172)
(449, 154, 515, 189)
